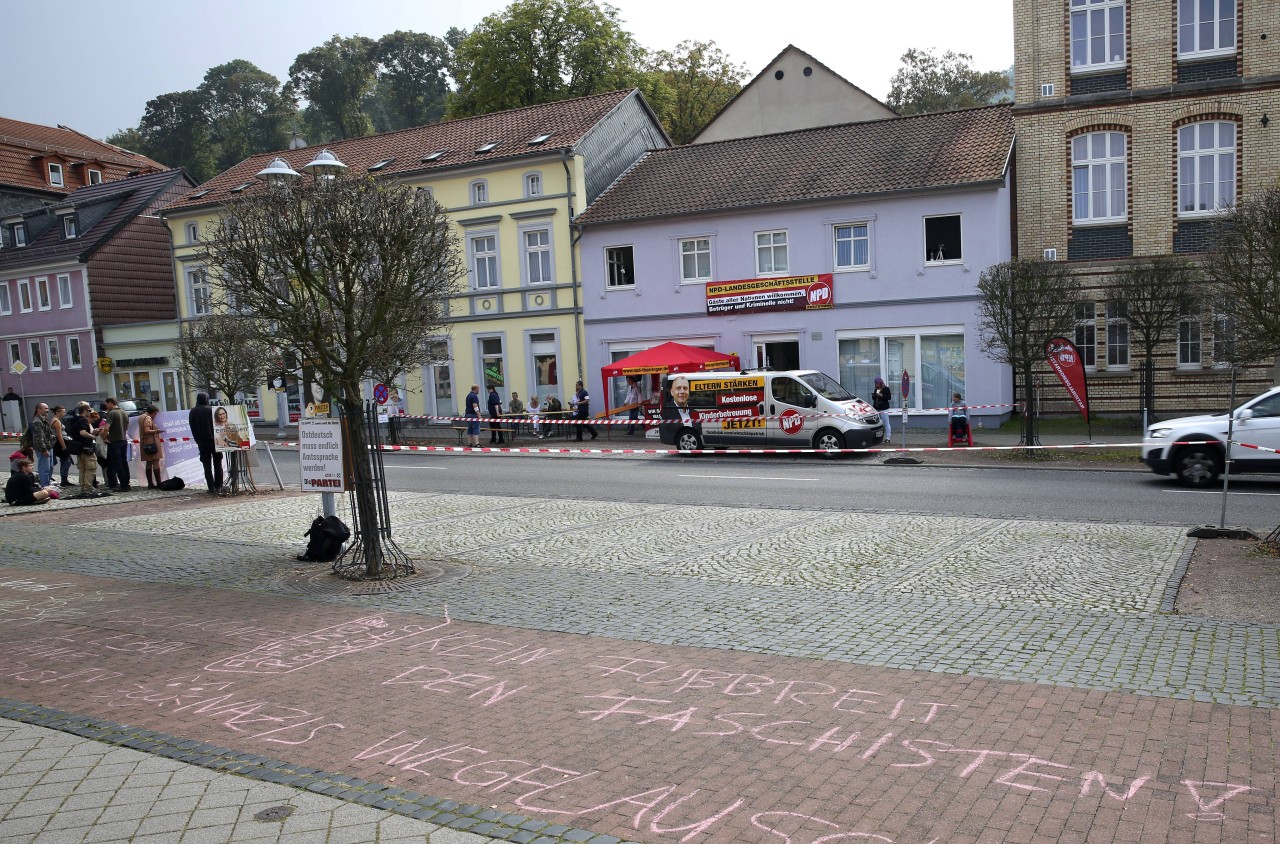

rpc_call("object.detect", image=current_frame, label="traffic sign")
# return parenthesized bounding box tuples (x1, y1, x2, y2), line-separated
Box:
(373, 383, 389, 404)
(900, 370, 911, 401)
(9, 360, 26, 376)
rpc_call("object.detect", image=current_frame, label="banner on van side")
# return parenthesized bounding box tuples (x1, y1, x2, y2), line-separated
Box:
(705, 274, 834, 315)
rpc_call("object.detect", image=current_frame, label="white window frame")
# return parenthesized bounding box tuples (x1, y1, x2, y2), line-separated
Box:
(470, 180, 488, 205)
(679, 236, 713, 284)
(1070, 0, 1126, 73)
(62, 216, 77, 238)
(56, 273, 73, 308)
(27, 339, 42, 371)
(68, 336, 82, 369)
(87, 169, 103, 185)
(605, 245, 635, 289)
(922, 214, 964, 264)
(524, 171, 543, 198)
(1178, 121, 1235, 217)
(1178, 315, 1203, 369)
(7, 342, 20, 369)
(470, 233, 500, 290)
(12, 223, 26, 247)
(833, 222, 871, 271)
(1211, 311, 1234, 367)
(1074, 302, 1098, 371)
(48, 162, 64, 187)
(0, 282, 9, 316)
(755, 230, 789, 276)
(521, 226, 553, 285)
(185, 221, 199, 243)
(187, 267, 211, 317)
(1178, 0, 1235, 59)
(46, 338, 60, 371)
(835, 325, 967, 413)
(17, 278, 32, 313)
(1072, 131, 1128, 224)
(36, 276, 51, 311)
(1105, 300, 1129, 369)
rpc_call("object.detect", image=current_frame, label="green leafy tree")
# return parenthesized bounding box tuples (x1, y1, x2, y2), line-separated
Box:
(645, 40, 747, 144)
(1105, 256, 1202, 419)
(365, 31, 451, 132)
(135, 91, 218, 181)
(198, 60, 296, 172)
(288, 35, 378, 140)
(887, 48, 1012, 116)
(201, 175, 465, 577)
(1201, 185, 1280, 366)
(448, 0, 645, 118)
(976, 258, 1082, 447)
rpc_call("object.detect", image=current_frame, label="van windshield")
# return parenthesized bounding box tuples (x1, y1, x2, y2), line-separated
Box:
(800, 372, 856, 401)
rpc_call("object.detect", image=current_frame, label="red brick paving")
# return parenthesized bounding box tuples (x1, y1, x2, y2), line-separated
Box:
(0, 567, 1275, 844)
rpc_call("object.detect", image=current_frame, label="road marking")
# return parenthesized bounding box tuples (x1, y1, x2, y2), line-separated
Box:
(1163, 489, 1280, 496)
(678, 474, 820, 482)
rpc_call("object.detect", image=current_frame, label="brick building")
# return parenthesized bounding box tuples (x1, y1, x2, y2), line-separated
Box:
(1013, 0, 1280, 417)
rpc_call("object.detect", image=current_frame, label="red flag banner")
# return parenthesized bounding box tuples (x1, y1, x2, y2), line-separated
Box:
(1044, 336, 1090, 422)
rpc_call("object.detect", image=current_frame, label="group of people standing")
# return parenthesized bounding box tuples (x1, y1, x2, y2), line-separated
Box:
(462, 381, 598, 447)
(8, 397, 167, 505)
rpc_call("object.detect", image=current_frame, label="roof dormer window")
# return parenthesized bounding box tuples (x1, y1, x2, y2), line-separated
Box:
(63, 216, 78, 239)
(87, 169, 103, 185)
(10, 223, 26, 248)
(368, 158, 395, 172)
(476, 141, 499, 154)
(48, 162, 64, 187)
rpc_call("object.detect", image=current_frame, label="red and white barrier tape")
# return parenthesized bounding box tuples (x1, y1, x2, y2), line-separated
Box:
(381, 403, 1024, 426)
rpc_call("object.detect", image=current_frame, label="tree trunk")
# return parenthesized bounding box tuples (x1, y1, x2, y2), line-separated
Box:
(341, 396, 383, 578)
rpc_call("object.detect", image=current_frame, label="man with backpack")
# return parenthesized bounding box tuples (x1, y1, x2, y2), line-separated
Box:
(26, 403, 54, 486)
(62, 404, 105, 498)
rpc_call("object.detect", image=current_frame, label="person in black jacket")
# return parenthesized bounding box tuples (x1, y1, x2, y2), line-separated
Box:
(6, 459, 52, 506)
(189, 393, 223, 494)
(871, 377, 893, 441)
(571, 380, 597, 441)
(487, 384, 505, 444)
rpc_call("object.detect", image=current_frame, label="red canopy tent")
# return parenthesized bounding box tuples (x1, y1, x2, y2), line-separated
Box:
(600, 341, 741, 413)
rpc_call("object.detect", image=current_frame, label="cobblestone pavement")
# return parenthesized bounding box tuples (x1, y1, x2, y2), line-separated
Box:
(0, 492, 1276, 843)
(0, 718, 495, 844)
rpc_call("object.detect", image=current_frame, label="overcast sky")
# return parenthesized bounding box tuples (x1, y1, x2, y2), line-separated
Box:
(0, 0, 1014, 141)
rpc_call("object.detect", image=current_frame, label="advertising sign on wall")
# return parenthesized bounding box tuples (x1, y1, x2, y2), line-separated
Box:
(705, 274, 834, 315)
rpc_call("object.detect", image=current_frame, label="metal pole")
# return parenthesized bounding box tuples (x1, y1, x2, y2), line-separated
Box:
(261, 441, 284, 490)
(322, 403, 336, 518)
(1218, 367, 1238, 530)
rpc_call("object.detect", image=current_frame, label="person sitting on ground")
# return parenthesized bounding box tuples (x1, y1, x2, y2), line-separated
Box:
(5, 458, 56, 505)
(950, 392, 970, 439)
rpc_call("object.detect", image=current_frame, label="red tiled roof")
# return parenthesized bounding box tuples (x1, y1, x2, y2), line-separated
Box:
(165, 90, 641, 213)
(0, 116, 168, 196)
(577, 105, 1014, 226)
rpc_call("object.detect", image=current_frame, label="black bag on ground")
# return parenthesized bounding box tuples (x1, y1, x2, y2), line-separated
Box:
(158, 477, 185, 491)
(298, 515, 351, 562)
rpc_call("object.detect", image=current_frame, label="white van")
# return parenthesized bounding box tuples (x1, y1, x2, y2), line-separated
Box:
(658, 370, 884, 452)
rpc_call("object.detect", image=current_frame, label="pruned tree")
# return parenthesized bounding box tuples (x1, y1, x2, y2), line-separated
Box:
(448, 0, 646, 118)
(645, 40, 748, 144)
(1105, 256, 1202, 420)
(976, 258, 1082, 447)
(174, 313, 277, 406)
(887, 48, 1012, 116)
(1201, 185, 1280, 367)
(200, 174, 465, 577)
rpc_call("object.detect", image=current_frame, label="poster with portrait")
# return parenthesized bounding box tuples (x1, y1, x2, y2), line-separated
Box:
(213, 404, 254, 452)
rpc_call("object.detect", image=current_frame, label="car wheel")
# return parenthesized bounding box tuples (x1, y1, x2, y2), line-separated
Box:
(1174, 444, 1221, 488)
(675, 428, 701, 452)
(814, 427, 846, 454)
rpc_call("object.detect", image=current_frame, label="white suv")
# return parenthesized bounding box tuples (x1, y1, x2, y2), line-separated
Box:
(1142, 385, 1280, 487)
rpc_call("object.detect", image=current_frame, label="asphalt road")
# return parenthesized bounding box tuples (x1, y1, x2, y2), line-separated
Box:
(256, 446, 1280, 532)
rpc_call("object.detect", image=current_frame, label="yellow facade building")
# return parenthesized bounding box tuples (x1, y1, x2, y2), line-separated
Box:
(161, 90, 667, 424)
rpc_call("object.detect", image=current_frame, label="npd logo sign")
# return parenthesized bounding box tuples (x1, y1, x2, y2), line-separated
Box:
(805, 278, 833, 309)
(780, 409, 805, 435)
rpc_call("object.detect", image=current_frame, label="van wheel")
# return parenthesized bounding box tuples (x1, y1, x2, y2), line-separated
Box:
(1174, 444, 1221, 488)
(814, 428, 846, 454)
(675, 428, 702, 452)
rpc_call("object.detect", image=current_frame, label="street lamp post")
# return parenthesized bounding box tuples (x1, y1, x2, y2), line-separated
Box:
(255, 150, 349, 519)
